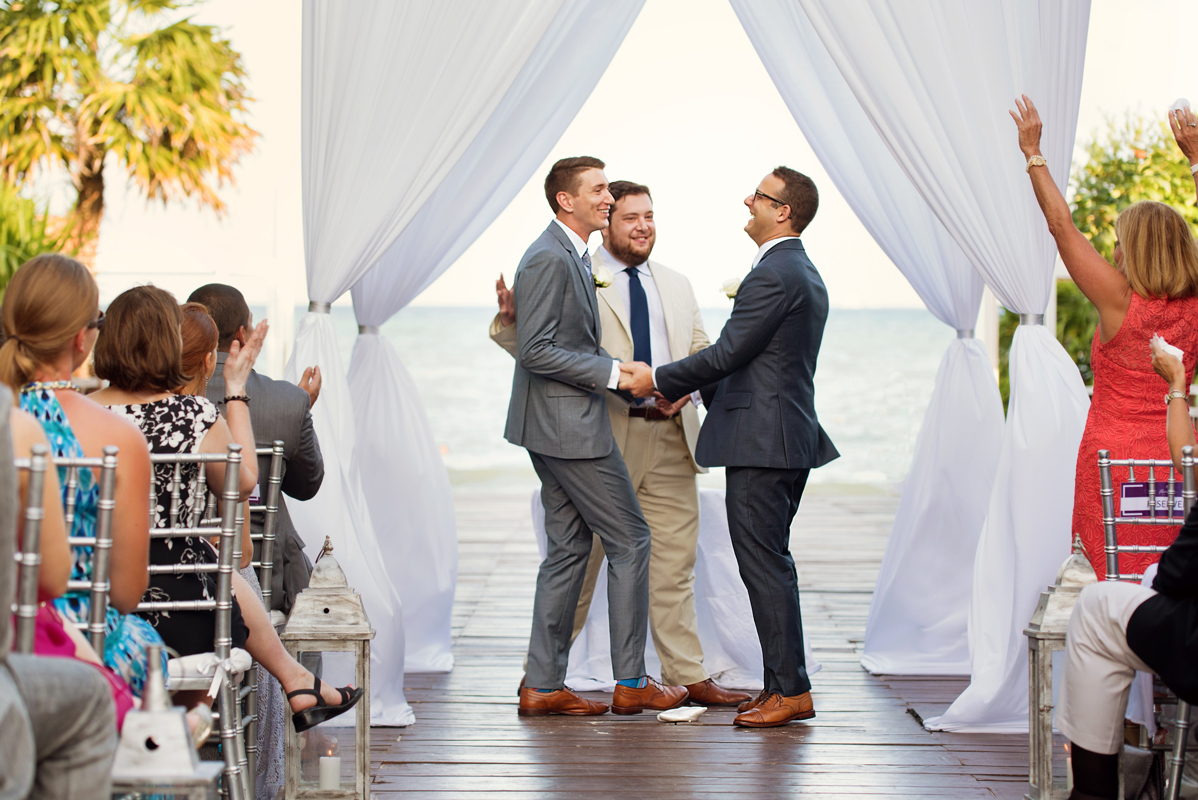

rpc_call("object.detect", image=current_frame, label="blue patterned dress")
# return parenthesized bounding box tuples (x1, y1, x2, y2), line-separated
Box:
(20, 386, 168, 696)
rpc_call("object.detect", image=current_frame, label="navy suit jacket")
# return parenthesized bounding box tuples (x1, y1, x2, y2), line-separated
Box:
(654, 239, 838, 470)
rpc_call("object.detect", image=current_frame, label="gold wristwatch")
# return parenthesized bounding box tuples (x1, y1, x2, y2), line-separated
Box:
(1166, 389, 1188, 404)
(1025, 155, 1047, 172)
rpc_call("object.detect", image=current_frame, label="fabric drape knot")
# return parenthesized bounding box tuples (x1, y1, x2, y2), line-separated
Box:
(1019, 314, 1045, 326)
(308, 301, 332, 314)
(956, 329, 975, 339)
(358, 325, 380, 335)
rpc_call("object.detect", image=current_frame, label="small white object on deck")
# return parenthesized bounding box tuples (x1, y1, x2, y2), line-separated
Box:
(657, 706, 707, 723)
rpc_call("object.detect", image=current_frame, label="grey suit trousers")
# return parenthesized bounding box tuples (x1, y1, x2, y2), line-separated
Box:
(526, 449, 651, 688)
(0, 656, 116, 800)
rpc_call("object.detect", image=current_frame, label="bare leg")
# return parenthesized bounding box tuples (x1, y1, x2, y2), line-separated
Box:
(232, 572, 344, 712)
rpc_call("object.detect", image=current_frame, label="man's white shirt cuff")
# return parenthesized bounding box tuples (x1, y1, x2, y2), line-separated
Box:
(608, 360, 621, 390)
(690, 390, 703, 408)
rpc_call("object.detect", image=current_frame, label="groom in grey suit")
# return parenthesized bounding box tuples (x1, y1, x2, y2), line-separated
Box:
(508, 156, 687, 717)
(622, 167, 839, 728)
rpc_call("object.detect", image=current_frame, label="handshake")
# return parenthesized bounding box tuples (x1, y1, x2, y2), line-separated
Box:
(617, 361, 659, 400)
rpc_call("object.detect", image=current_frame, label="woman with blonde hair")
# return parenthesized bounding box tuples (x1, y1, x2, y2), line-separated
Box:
(1013, 96, 1198, 580)
(0, 254, 164, 697)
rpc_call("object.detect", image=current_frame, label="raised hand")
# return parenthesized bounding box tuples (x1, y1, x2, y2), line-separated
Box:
(224, 319, 269, 396)
(618, 361, 655, 398)
(1169, 105, 1198, 166)
(1151, 336, 1189, 392)
(1009, 94, 1043, 158)
(299, 365, 322, 408)
(497, 274, 515, 327)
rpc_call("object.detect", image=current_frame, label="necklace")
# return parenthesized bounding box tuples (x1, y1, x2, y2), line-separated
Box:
(22, 380, 78, 393)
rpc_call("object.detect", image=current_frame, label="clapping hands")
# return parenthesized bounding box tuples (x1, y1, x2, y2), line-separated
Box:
(1009, 94, 1043, 158)
(223, 320, 268, 396)
(1169, 104, 1198, 165)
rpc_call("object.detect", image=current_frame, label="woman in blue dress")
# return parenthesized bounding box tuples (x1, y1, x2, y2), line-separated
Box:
(0, 254, 165, 696)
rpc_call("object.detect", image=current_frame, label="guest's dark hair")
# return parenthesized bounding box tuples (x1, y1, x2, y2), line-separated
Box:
(0, 254, 98, 390)
(544, 156, 606, 213)
(93, 285, 189, 393)
(178, 303, 219, 390)
(187, 283, 250, 351)
(608, 181, 651, 216)
(772, 166, 819, 234)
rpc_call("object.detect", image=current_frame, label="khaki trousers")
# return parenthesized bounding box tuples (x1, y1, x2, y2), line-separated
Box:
(572, 415, 707, 686)
(1057, 581, 1156, 755)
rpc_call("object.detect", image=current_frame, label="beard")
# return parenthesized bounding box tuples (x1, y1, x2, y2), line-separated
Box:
(607, 235, 654, 267)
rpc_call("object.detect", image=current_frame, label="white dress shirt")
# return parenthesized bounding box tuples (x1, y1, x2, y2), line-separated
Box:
(552, 218, 620, 389)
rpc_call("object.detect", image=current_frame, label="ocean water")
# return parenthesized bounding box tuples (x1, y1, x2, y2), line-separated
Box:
(309, 306, 955, 492)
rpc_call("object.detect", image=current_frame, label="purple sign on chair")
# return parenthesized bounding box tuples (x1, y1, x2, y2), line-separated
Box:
(1120, 481, 1185, 518)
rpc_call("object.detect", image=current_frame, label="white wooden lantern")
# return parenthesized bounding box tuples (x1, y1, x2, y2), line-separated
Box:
(1023, 535, 1097, 800)
(110, 644, 224, 799)
(282, 538, 374, 799)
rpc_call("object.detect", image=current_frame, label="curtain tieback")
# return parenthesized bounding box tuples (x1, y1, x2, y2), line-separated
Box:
(358, 325, 380, 335)
(308, 301, 332, 314)
(1019, 314, 1045, 326)
(956, 329, 975, 339)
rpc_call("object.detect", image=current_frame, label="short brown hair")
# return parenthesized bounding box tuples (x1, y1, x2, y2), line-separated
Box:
(608, 180, 651, 216)
(94, 285, 189, 393)
(178, 302, 219, 390)
(772, 166, 819, 234)
(0, 254, 98, 391)
(1114, 201, 1198, 299)
(544, 156, 605, 213)
(187, 283, 250, 351)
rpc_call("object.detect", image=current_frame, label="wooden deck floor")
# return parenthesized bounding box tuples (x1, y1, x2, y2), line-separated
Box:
(370, 490, 1031, 799)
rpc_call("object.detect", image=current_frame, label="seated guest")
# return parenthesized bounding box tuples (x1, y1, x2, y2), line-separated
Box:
(1056, 340, 1198, 800)
(188, 283, 324, 615)
(1, 381, 118, 800)
(1013, 96, 1198, 580)
(90, 286, 361, 730)
(0, 254, 166, 697)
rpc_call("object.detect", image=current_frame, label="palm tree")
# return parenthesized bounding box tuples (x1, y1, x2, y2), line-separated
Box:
(0, 0, 258, 263)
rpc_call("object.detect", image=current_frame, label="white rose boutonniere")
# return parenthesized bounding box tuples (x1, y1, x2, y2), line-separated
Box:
(721, 277, 742, 299)
(593, 264, 614, 289)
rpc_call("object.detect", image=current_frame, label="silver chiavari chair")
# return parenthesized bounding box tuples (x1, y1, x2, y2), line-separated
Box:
(1098, 446, 1193, 800)
(141, 443, 251, 800)
(12, 445, 120, 656)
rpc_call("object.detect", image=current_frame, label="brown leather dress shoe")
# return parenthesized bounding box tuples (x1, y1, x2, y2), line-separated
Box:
(685, 679, 753, 707)
(738, 690, 768, 713)
(611, 677, 689, 715)
(518, 687, 609, 717)
(732, 691, 815, 728)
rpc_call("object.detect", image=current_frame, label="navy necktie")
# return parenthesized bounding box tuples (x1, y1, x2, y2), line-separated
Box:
(625, 266, 651, 366)
(581, 249, 592, 274)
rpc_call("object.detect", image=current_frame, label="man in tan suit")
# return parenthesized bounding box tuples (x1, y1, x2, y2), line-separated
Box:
(492, 180, 750, 706)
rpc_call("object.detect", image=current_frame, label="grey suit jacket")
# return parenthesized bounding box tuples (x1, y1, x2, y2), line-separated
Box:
(208, 354, 325, 612)
(655, 239, 839, 470)
(503, 223, 619, 460)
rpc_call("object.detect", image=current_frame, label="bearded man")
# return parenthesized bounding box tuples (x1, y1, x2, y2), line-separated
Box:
(493, 180, 751, 707)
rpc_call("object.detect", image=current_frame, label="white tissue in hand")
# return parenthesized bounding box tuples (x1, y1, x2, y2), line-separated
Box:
(657, 706, 707, 723)
(1153, 333, 1185, 361)
(1172, 98, 1192, 115)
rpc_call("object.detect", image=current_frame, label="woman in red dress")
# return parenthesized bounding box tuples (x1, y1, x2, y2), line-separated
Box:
(1014, 97, 1198, 580)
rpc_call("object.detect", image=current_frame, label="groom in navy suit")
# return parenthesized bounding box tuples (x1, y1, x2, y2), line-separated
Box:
(620, 166, 839, 727)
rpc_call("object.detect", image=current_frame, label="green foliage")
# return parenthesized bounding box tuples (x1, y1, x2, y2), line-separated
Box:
(0, 182, 75, 297)
(0, 0, 258, 246)
(997, 111, 1195, 408)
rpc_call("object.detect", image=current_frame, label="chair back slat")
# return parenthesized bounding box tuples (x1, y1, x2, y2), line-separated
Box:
(85, 447, 119, 654)
(12, 444, 48, 654)
(249, 441, 285, 611)
(1097, 446, 1194, 582)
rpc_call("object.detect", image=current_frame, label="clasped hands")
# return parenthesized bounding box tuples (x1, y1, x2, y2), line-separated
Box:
(616, 361, 687, 415)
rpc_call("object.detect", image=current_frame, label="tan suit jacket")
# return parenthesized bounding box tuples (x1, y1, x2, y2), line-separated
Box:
(491, 249, 710, 473)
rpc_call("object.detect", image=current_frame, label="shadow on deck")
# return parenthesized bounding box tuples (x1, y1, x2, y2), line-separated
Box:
(370, 491, 1029, 799)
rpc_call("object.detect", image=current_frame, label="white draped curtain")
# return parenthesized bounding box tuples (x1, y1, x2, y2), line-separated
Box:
(729, 0, 1005, 677)
(346, 0, 646, 675)
(298, 0, 647, 720)
(797, 0, 1091, 731)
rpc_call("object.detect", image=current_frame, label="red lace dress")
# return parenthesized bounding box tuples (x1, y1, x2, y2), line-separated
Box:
(1073, 292, 1198, 579)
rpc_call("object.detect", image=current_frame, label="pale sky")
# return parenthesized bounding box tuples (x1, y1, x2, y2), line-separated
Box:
(80, 0, 1198, 373)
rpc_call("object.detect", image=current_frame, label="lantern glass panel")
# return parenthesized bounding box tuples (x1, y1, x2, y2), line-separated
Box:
(297, 650, 359, 791)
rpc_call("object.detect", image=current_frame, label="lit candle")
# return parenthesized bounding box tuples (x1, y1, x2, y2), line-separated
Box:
(318, 756, 340, 790)
(1065, 743, 1073, 791)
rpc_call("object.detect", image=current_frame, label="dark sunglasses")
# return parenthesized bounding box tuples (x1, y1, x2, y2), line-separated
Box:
(87, 309, 105, 330)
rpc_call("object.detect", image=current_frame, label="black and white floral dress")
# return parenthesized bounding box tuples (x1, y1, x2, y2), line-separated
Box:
(105, 395, 248, 657)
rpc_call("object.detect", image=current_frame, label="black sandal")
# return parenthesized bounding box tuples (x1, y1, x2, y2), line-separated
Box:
(287, 675, 365, 733)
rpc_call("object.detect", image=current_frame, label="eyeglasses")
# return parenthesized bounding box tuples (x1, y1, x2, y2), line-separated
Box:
(753, 190, 792, 218)
(86, 309, 105, 330)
